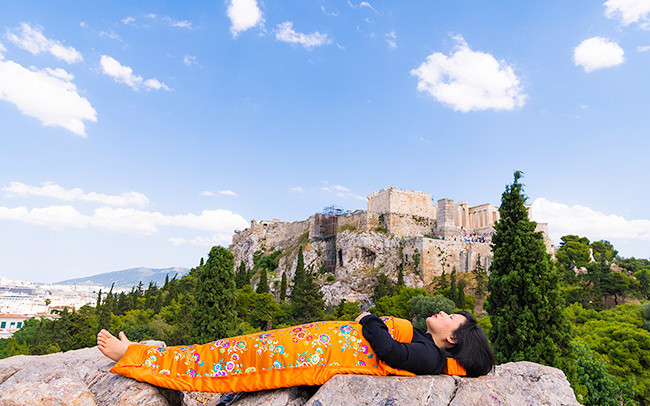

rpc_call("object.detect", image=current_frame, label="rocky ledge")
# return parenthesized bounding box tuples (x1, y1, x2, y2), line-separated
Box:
(0, 343, 580, 406)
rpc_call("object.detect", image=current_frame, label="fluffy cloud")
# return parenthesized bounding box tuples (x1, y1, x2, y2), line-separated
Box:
(0, 204, 248, 237)
(638, 45, 650, 52)
(604, 0, 650, 29)
(169, 234, 233, 247)
(121, 16, 136, 26)
(0, 42, 6, 59)
(0, 60, 96, 136)
(161, 17, 193, 29)
(2, 181, 149, 208)
(100, 55, 170, 91)
(201, 190, 216, 196)
(274, 22, 330, 48)
(410, 35, 526, 112)
(573, 37, 625, 73)
(531, 198, 650, 242)
(0, 205, 89, 229)
(5, 23, 82, 63)
(218, 190, 238, 196)
(183, 55, 197, 67)
(385, 31, 397, 49)
(227, 0, 264, 37)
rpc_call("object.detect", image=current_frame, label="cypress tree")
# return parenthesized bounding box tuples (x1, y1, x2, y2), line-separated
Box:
(290, 247, 324, 323)
(449, 267, 458, 304)
(235, 261, 249, 289)
(457, 280, 466, 309)
(472, 255, 487, 301)
(485, 172, 571, 367)
(397, 267, 405, 287)
(191, 246, 237, 344)
(256, 268, 269, 294)
(280, 271, 287, 302)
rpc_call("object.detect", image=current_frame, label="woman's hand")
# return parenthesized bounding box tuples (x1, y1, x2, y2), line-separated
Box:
(355, 312, 371, 323)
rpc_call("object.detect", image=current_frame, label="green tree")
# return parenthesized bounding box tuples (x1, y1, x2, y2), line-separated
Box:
(372, 274, 395, 302)
(572, 341, 637, 406)
(634, 269, 650, 299)
(397, 267, 405, 287)
(290, 246, 324, 323)
(408, 294, 455, 330)
(191, 246, 237, 344)
(591, 240, 618, 264)
(235, 261, 249, 289)
(485, 172, 572, 368)
(472, 255, 488, 301)
(448, 267, 458, 304)
(280, 271, 287, 302)
(457, 280, 466, 309)
(256, 267, 269, 294)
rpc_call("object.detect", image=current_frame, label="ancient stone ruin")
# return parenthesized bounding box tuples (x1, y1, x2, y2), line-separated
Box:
(230, 187, 553, 306)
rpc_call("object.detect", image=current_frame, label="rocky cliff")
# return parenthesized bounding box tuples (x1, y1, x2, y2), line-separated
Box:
(0, 343, 580, 406)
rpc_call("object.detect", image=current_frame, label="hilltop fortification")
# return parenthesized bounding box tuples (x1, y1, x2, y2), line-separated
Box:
(230, 187, 552, 305)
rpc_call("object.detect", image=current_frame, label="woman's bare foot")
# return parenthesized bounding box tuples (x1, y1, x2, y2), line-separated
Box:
(97, 329, 133, 362)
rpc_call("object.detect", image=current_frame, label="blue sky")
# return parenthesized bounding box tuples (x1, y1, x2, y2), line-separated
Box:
(1, 0, 649, 283)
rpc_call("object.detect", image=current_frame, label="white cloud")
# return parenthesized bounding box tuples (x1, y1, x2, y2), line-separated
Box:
(5, 23, 82, 64)
(0, 42, 5, 59)
(573, 36, 625, 73)
(0, 205, 90, 229)
(0, 204, 249, 236)
(604, 0, 650, 29)
(410, 35, 526, 112)
(143, 78, 171, 91)
(169, 234, 233, 247)
(201, 190, 216, 196)
(227, 0, 264, 37)
(100, 55, 171, 91)
(121, 16, 136, 26)
(162, 17, 193, 29)
(385, 31, 397, 49)
(360, 2, 376, 11)
(218, 190, 238, 196)
(80, 22, 88, 28)
(320, 5, 339, 17)
(531, 198, 650, 242)
(2, 181, 149, 208)
(183, 55, 197, 67)
(99, 30, 121, 41)
(146, 13, 157, 19)
(637, 45, 650, 52)
(274, 22, 330, 48)
(332, 185, 349, 192)
(289, 186, 304, 193)
(0, 60, 96, 136)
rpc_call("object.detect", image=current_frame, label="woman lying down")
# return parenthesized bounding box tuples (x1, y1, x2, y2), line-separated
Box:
(97, 311, 495, 393)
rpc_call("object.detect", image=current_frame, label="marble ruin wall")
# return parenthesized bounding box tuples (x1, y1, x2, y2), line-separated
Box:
(412, 238, 494, 278)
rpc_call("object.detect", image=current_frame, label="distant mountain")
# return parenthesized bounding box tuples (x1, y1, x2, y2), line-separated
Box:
(56, 267, 190, 289)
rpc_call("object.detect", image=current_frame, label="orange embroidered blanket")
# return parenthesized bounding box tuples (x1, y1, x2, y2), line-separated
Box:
(110, 317, 465, 393)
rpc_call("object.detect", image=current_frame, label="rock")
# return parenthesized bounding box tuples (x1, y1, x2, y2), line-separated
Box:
(0, 344, 580, 406)
(0, 342, 173, 406)
(300, 362, 580, 406)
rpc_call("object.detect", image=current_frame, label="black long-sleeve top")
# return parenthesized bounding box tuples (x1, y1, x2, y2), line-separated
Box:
(359, 314, 445, 375)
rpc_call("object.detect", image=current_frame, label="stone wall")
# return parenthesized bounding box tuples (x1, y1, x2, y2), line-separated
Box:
(367, 187, 436, 218)
(412, 238, 493, 279)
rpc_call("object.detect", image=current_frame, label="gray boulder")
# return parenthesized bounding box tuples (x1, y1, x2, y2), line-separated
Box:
(0, 345, 580, 406)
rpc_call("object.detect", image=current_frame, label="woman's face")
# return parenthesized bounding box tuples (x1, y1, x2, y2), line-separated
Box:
(426, 311, 467, 341)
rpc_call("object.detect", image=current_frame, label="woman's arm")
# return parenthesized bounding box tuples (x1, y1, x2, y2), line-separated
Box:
(358, 314, 444, 375)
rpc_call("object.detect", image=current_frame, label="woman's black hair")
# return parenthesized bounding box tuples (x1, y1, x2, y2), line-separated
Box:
(446, 310, 496, 377)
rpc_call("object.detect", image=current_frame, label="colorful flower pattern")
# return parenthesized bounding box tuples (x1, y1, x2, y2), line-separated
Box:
(140, 317, 399, 379)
